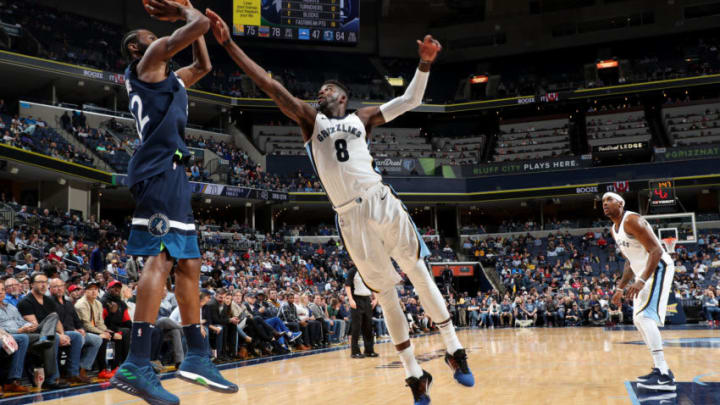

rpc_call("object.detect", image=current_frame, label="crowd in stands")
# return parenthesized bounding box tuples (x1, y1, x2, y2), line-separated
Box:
(664, 104, 720, 147)
(60, 112, 131, 172)
(185, 135, 323, 192)
(493, 122, 572, 162)
(458, 229, 720, 328)
(460, 218, 608, 235)
(0, 114, 95, 168)
(0, 196, 447, 395)
(0, 187, 716, 397)
(586, 113, 649, 142)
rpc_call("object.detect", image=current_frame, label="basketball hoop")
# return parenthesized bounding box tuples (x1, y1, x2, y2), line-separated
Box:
(661, 237, 677, 254)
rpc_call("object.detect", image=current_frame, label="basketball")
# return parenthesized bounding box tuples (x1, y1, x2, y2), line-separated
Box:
(142, 0, 189, 20)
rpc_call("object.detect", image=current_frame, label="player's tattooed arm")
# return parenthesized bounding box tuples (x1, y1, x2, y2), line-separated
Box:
(205, 9, 316, 140)
(140, 0, 210, 77)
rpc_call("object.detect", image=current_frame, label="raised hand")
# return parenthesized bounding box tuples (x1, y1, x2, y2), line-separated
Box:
(144, 0, 186, 22)
(417, 35, 442, 63)
(206, 8, 231, 46)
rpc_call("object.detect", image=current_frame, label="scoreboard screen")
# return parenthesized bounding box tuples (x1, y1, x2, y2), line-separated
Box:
(232, 0, 359, 44)
(649, 179, 676, 207)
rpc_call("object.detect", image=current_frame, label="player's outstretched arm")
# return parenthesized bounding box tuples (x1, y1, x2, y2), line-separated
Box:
(139, 0, 210, 76)
(356, 35, 442, 135)
(205, 9, 316, 140)
(175, 2, 212, 87)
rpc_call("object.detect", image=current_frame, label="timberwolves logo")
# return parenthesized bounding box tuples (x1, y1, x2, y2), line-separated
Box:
(148, 213, 170, 237)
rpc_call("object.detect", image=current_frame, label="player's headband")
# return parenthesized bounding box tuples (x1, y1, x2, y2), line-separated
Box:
(602, 192, 625, 206)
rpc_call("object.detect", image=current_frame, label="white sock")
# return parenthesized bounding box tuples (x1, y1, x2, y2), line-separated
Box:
(438, 320, 462, 354)
(398, 345, 423, 379)
(652, 350, 669, 375)
(635, 314, 669, 375)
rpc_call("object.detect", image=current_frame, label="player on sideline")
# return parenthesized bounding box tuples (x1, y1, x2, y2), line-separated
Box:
(112, 1, 237, 404)
(604, 192, 676, 391)
(204, 10, 473, 405)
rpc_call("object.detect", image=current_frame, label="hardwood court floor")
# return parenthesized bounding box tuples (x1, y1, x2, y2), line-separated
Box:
(23, 326, 720, 405)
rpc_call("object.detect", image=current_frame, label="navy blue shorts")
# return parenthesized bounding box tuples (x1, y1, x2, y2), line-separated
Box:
(126, 166, 200, 259)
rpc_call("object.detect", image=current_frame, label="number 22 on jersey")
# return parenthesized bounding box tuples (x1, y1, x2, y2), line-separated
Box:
(130, 95, 150, 141)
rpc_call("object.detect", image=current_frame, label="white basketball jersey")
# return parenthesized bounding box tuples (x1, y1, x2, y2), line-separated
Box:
(305, 112, 382, 207)
(610, 210, 672, 277)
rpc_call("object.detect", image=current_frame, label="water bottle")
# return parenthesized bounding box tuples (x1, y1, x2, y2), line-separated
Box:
(106, 341, 115, 363)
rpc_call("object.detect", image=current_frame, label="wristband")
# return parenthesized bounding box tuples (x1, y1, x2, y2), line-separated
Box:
(637, 278, 646, 285)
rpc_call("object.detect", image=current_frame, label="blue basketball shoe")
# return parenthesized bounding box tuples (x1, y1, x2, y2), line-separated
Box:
(405, 370, 432, 405)
(444, 349, 475, 387)
(177, 353, 239, 393)
(110, 362, 179, 405)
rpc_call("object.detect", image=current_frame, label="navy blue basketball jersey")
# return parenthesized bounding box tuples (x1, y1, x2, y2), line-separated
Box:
(124, 60, 190, 187)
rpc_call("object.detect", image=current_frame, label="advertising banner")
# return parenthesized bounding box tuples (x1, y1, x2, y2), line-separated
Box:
(655, 145, 720, 161)
(462, 157, 587, 177)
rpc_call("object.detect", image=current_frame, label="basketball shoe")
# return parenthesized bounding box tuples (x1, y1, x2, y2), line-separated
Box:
(637, 370, 676, 391)
(406, 370, 432, 405)
(444, 349, 475, 387)
(110, 362, 178, 405)
(177, 353, 239, 393)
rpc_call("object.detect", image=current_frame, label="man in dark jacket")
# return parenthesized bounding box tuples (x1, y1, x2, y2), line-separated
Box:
(89, 243, 104, 274)
(278, 293, 310, 349)
(49, 278, 102, 383)
(204, 289, 228, 360)
(101, 281, 131, 364)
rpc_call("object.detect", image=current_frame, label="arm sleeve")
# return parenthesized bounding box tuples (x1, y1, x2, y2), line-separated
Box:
(344, 268, 357, 288)
(379, 69, 429, 123)
(16, 299, 31, 317)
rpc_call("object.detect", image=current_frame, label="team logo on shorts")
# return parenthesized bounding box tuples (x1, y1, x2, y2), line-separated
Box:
(148, 213, 170, 237)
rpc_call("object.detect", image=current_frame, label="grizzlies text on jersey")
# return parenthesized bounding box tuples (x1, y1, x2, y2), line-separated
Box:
(304, 112, 382, 208)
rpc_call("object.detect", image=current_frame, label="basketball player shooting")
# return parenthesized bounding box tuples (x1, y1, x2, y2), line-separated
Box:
(604, 192, 676, 392)
(205, 9, 473, 405)
(113, 1, 238, 404)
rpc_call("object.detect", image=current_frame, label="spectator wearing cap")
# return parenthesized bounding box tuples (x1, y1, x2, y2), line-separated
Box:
(48, 278, 102, 383)
(3, 278, 23, 307)
(100, 280, 131, 366)
(75, 282, 123, 379)
(67, 284, 84, 304)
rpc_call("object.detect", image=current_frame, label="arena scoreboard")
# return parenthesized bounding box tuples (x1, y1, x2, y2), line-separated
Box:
(649, 179, 676, 207)
(232, 0, 359, 44)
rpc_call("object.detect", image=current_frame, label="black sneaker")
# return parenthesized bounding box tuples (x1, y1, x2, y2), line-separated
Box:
(637, 371, 676, 391)
(636, 368, 661, 383)
(637, 368, 675, 383)
(405, 370, 432, 405)
(444, 349, 475, 387)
